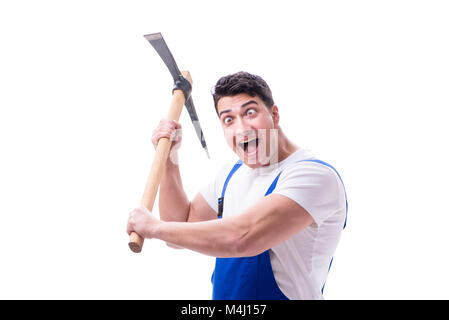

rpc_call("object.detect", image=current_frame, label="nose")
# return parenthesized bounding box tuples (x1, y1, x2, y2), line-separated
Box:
(233, 117, 255, 138)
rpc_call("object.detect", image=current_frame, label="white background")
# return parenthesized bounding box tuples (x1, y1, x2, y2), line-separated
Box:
(1, 0, 448, 299)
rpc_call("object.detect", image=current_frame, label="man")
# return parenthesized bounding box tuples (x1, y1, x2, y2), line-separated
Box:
(127, 71, 347, 300)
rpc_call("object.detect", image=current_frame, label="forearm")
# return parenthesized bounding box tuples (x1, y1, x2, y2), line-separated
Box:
(153, 218, 247, 258)
(151, 194, 314, 258)
(158, 153, 190, 222)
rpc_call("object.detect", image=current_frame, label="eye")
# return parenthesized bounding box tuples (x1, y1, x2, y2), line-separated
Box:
(223, 116, 232, 124)
(246, 108, 257, 116)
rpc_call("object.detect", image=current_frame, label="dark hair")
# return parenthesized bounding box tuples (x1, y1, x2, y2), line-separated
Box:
(212, 71, 275, 115)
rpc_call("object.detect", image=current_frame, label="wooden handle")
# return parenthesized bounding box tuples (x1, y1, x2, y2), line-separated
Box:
(129, 71, 192, 253)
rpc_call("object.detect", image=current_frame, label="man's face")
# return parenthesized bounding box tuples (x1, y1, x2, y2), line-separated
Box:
(217, 93, 279, 168)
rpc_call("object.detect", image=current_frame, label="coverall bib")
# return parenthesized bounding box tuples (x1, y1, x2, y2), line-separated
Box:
(211, 159, 347, 300)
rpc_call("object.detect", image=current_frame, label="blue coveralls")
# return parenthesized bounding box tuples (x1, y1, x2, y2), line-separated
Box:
(211, 159, 347, 300)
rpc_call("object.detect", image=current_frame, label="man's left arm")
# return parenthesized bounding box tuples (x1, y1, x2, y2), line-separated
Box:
(126, 194, 314, 257)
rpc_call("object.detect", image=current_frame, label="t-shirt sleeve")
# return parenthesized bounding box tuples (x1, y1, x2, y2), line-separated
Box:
(272, 161, 346, 225)
(199, 176, 219, 213)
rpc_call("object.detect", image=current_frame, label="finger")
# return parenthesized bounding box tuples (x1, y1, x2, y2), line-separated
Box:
(152, 130, 172, 144)
(156, 119, 179, 134)
(171, 120, 182, 130)
(171, 130, 183, 145)
(126, 219, 133, 235)
(170, 129, 179, 142)
(160, 119, 179, 129)
(152, 120, 182, 147)
(126, 209, 138, 234)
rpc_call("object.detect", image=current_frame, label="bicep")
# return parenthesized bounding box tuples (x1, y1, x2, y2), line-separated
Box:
(230, 193, 314, 256)
(187, 193, 218, 222)
(165, 193, 217, 249)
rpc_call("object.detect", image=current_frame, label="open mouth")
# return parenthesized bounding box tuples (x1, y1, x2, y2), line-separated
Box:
(238, 137, 259, 155)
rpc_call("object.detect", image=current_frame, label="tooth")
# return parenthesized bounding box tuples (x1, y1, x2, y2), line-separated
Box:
(242, 137, 256, 143)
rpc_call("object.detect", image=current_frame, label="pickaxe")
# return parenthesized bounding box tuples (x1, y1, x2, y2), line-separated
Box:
(128, 32, 209, 253)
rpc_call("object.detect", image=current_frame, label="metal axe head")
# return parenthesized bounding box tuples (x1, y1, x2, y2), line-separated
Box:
(144, 32, 209, 159)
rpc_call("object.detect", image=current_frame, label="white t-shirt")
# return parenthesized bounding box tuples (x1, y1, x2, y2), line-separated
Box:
(200, 148, 347, 300)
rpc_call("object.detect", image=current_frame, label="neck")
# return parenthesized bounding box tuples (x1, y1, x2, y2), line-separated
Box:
(260, 126, 298, 167)
(277, 126, 299, 162)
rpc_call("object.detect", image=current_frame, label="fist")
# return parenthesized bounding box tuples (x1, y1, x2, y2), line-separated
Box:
(126, 207, 160, 239)
(152, 119, 182, 151)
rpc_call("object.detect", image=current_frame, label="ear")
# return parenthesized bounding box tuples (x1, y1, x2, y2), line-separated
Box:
(270, 105, 280, 125)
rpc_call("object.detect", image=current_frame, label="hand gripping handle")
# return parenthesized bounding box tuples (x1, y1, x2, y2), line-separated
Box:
(128, 71, 192, 253)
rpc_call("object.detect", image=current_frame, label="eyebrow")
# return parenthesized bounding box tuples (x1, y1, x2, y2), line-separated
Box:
(218, 100, 259, 118)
